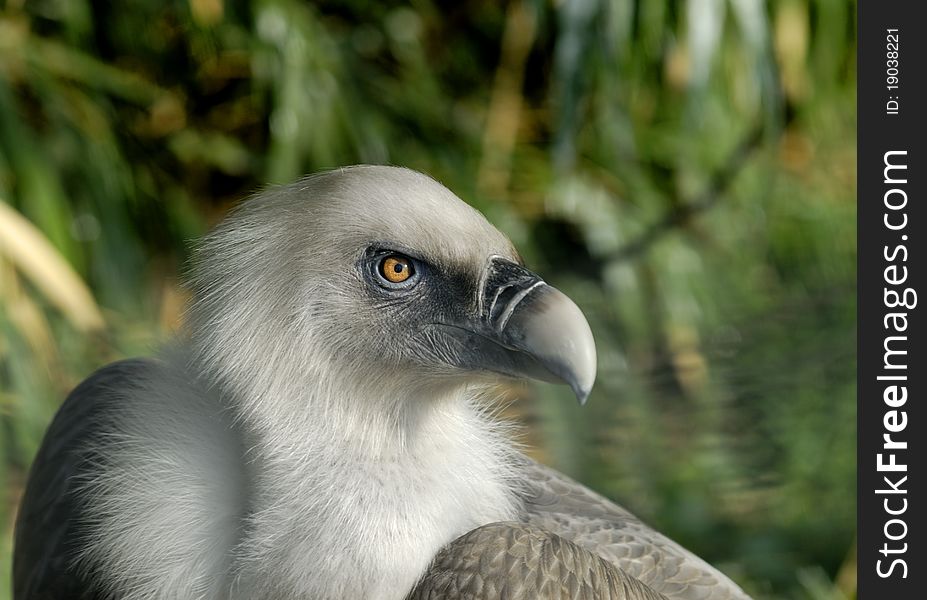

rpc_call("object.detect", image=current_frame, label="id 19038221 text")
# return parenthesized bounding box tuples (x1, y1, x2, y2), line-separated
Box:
(886, 29, 899, 115)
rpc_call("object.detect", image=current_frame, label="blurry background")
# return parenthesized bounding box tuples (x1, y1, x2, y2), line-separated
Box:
(0, 0, 855, 598)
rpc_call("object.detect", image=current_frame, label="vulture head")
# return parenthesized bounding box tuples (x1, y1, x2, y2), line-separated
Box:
(187, 165, 596, 425)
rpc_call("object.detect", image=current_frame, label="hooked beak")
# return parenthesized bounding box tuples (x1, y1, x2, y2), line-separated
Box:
(433, 257, 597, 404)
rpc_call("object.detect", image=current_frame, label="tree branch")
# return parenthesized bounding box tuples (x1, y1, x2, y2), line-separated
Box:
(613, 124, 766, 263)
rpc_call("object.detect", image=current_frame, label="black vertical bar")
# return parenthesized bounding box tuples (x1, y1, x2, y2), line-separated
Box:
(858, 1, 926, 598)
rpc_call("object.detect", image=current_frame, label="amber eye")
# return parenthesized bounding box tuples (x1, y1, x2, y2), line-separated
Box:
(380, 255, 414, 284)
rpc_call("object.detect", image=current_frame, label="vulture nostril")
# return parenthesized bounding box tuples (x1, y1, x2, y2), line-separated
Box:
(489, 284, 520, 325)
(493, 281, 545, 333)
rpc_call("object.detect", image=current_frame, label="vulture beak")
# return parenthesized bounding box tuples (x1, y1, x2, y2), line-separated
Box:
(434, 257, 597, 404)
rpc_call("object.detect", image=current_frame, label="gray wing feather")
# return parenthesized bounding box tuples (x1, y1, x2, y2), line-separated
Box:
(13, 359, 155, 600)
(408, 522, 670, 600)
(517, 460, 751, 600)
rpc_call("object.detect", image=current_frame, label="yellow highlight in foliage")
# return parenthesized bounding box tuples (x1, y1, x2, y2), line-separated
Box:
(0, 201, 105, 333)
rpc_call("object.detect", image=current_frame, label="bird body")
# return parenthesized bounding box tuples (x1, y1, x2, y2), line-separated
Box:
(14, 166, 750, 600)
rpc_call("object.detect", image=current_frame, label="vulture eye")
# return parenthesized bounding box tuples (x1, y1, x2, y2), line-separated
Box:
(377, 254, 417, 287)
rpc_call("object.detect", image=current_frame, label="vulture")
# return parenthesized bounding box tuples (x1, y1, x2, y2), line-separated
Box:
(13, 166, 751, 600)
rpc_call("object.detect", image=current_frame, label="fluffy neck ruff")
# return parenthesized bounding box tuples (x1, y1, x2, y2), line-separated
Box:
(207, 353, 523, 600)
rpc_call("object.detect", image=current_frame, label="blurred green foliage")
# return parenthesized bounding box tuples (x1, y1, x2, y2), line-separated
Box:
(0, 0, 855, 598)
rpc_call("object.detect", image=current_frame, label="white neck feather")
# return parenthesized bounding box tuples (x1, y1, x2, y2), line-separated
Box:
(79, 350, 522, 600)
(228, 367, 523, 600)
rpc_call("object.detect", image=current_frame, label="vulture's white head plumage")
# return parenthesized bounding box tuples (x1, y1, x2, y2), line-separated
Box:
(187, 165, 595, 444)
